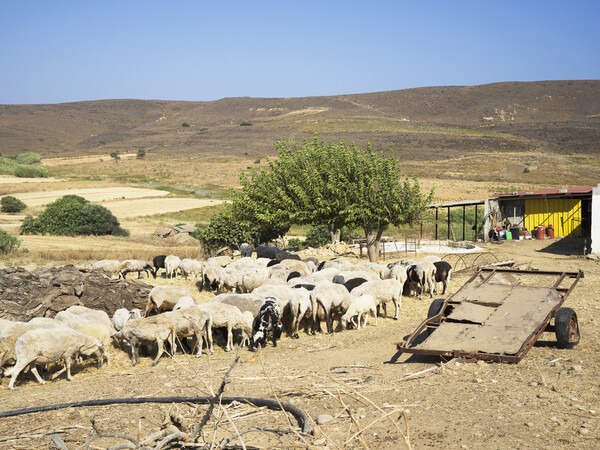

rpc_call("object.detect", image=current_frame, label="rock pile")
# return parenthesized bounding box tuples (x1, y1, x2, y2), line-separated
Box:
(0, 265, 151, 321)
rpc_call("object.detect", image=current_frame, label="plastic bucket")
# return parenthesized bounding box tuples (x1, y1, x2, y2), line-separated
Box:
(505, 231, 512, 240)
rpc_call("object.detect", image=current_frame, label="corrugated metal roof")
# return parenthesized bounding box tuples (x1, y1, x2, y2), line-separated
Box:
(491, 186, 593, 200)
(428, 199, 485, 208)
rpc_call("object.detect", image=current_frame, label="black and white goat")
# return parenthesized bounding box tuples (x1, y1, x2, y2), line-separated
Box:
(250, 297, 283, 350)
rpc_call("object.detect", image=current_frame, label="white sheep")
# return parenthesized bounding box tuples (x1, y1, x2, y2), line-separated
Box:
(241, 267, 268, 293)
(200, 302, 253, 353)
(309, 280, 355, 334)
(114, 315, 177, 366)
(206, 255, 232, 267)
(288, 288, 312, 338)
(173, 296, 197, 310)
(340, 294, 378, 329)
(92, 260, 123, 278)
(227, 257, 256, 270)
(119, 259, 154, 279)
(407, 262, 437, 300)
(171, 306, 214, 356)
(319, 258, 352, 271)
(202, 265, 224, 292)
(57, 305, 115, 335)
(6, 327, 104, 389)
(351, 279, 403, 320)
(219, 266, 244, 293)
(211, 293, 263, 317)
(112, 308, 143, 332)
(180, 258, 203, 280)
(165, 255, 182, 279)
(145, 285, 193, 316)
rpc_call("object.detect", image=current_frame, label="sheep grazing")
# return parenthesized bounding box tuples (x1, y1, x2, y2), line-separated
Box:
(350, 279, 403, 320)
(433, 261, 452, 294)
(165, 255, 182, 279)
(171, 306, 214, 356)
(206, 255, 233, 267)
(152, 255, 168, 277)
(119, 259, 155, 279)
(251, 297, 283, 350)
(256, 245, 281, 260)
(173, 296, 197, 310)
(241, 267, 268, 293)
(201, 302, 254, 352)
(57, 305, 115, 335)
(202, 265, 223, 292)
(288, 288, 312, 338)
(239, 242, 253, 258)
(406, 262, 437, 300)
(340, 294, 378, 330)
(219, 266, 244, 293)
(276, 251, 301, 261)
(92, 260, 123, 278)
(180, 258, 203, 280)
(114, 315, 177, 366)
(145, 285, 193, 316)
(6, 327, 104, 389)
(212, 293, 263, 317)
(112, 308, 143, 332)
(309, 280, 355, 334)
(343, 277, 368, 293)
(228, 257, 255, 270)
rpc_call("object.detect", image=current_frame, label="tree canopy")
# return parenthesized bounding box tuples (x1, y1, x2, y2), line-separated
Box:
(232, 134, 433, 261)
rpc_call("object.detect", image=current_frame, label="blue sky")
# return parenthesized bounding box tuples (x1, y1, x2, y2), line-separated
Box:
(1, 1, 599, 104)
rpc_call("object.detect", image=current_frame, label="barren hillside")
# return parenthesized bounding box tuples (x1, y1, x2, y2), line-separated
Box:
(1, 80, 599, 165)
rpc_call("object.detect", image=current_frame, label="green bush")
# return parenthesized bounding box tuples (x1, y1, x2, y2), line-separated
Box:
(1, 196, 27, 213)
(20, 195, 127, 236)
(182, 122, 190, 127)
(13, 164, 48, 178)
(287, 237, 304, 250)
(240, 122, 253, 126)
(305, 224, 351, 248)
(523, 167, 530, 173)
(15, 152, 41, 164)
(0, 228, 21, 255)
(137, 149, 146, 159)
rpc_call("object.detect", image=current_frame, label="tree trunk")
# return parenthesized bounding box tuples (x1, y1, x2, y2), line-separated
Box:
(328, 225, 341, 244)
(365, 227, 379, 263)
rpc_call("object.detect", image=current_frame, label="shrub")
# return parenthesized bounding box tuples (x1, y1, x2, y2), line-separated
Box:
(0, 228, 21, 255)
(1, 196, 27, 213)
(137, 149, 146, 159)
(305, 224, 350, 248)
(523, 167, 530, 173)
(20, 195, 127, 236)
(240, 122, 253, 126)
(13, 165, 48, 178)
(110, 151, 120, 161)
(15, 152, 41, 164)
(287, 237, 304, 250)
(182, 122, 191, 127)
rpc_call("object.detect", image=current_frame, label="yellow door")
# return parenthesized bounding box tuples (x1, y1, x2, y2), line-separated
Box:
(524, 199, 581, 237)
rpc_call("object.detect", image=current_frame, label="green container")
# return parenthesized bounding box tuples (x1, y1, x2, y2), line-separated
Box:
(505, 231, 512, 240)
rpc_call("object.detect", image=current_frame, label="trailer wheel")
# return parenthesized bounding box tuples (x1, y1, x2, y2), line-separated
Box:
(426, 299, 445, 335)
(555, 307, 580, 348)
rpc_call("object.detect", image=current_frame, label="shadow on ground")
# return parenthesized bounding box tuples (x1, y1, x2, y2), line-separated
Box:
(536, 237, 589, 256)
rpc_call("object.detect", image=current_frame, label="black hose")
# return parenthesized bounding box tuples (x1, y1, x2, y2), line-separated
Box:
(0, 396, 310, 434)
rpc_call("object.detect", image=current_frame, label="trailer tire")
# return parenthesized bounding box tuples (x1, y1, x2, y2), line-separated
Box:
(555, 307, 580, 348)
(426, 298, 445, 335)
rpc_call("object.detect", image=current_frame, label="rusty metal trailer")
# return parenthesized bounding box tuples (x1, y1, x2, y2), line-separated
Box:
(397, 268, 583, 363)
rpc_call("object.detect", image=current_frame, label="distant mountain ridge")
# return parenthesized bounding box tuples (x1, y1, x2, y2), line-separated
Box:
(0, 80, 598, 160)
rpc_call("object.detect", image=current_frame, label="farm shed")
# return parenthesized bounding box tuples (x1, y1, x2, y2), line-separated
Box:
(483, 186, 597, 247)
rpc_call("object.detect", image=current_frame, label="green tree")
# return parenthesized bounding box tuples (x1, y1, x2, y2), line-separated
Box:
(0, 228, 21, 255)
(235, 134, 433, 262)
(20, 195, 126, 236)
(137, 148, 146, 159)
(110, 151, 120, 162)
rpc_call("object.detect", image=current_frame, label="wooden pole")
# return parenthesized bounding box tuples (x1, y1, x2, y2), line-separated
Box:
(447, 206, 451, 240)
(462, 205, 466, 241)
(435, 208, 439, 240)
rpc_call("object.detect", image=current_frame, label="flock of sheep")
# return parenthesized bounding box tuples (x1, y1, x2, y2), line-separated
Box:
(0, 244, 452, 390)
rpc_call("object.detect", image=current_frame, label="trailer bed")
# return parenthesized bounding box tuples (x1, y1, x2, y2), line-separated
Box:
(397, 268, 583, 363)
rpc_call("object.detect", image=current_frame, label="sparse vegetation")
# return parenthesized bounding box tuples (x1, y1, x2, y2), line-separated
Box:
(1, 196, 27, 213)
(182, 122, 190, 127)
(13, 165, 48, 178)
(110, 151, 120, 162)
(240, 122, 253, 126)
(136, 148, 146, 159)
(523, 167, 531, 173)
(0, 228, 21, 255)
(20, 195, 128, 237)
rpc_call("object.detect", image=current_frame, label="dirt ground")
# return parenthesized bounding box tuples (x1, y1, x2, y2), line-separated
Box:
(0, 238, 598, 449)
